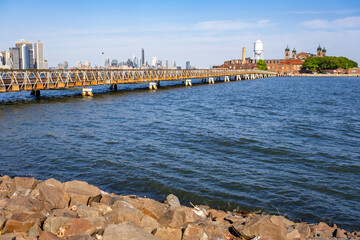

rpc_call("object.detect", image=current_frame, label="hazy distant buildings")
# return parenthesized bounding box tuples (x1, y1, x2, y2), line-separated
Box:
(9, 48, 20, 70)
(34, 40, 46, 69)
(141, 48, 145, 67)
(0, 39, 48, 69)
(186, 61, 190, 70)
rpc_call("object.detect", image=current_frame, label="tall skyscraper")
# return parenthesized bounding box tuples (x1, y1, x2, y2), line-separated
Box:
(166, 59, 168, 69)
(186, 61, 190, 70)
(34, 40, 45, 69)
(152, 57, 157, 67)
(21, 44, 30, 69)
(141, 48, 145, 67)
(15, 40, 33, 69)
(9, 48, 20, 70)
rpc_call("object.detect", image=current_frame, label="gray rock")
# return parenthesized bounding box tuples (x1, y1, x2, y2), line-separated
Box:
(28, 223, 42, 237)
(103, 223, 160, 240)
(166, 194, 181, 208)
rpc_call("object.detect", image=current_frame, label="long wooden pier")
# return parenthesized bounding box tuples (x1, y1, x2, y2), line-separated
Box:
(0, 69, 275, 95)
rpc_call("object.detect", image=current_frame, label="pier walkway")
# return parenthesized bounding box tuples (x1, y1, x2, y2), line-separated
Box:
(0, 69, 275, 95)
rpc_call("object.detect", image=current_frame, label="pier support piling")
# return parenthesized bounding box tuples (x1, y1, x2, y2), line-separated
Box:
(185, 79, 192, 86)
(224, 76, 230, 82)
(82, 88, 93, 96)
(149, 82, 157, 90)
(209, 78, 215, 84)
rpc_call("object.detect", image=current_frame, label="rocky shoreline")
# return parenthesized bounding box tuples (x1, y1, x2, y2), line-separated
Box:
(0, 176, 358, 240)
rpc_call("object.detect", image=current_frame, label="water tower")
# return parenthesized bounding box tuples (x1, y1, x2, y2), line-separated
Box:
(254, 39, 264, 62)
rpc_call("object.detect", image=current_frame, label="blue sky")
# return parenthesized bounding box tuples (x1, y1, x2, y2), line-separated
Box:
(1, 0, 359, 68)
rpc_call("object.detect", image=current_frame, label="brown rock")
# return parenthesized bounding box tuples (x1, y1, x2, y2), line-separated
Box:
(68, 235, 94, 240)
(51, 208, 78, 218)
(310, 222, 336, 238)
(3, 212, 45, 233)
(28, 223, 43, 237)
(103, 223, 160, 240)
(183, 224, 207, 240)
(158, 209, 185, 229)
(165, 194, 181, 208)
(84, 216, 108, 231)
(140, 214, 161, 233)
(154, 227, 182, 240)
(179, 206, 201, 224)
(121, 196, 144, 210)
(39, 231, 62, 240)
(64, 180, 101, 206)
(5, 195, 36, 214)
(43, 216, 69, 234)
(233, 215, 288, 240)
(90, 202, 113, 215)
(208, 209, 228, 222)
(37, 178, 70, 209)
(76, 205, 100, 218)
(105, 207, 144, 226)
(141, 198, 167, 220)
(112, 199, 135, 209)
(0, 216, 7, 230)
(294, 222, 311, 239)
(0, 232, 26, 240)
(335, 228, 349, 238)
(63, 218, 96, 238)
(10, 177, 37, 194)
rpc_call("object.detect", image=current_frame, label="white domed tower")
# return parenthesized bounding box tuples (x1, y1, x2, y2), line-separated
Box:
(254, 39, 264, 62)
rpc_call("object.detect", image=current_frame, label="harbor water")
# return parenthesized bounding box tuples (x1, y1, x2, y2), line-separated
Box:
(0, 77, 359, 230)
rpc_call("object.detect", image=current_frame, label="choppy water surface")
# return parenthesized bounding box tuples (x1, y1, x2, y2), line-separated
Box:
(0, 77, 359, 230)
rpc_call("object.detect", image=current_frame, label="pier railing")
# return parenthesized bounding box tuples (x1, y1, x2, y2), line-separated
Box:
(0, 69, 275, 93)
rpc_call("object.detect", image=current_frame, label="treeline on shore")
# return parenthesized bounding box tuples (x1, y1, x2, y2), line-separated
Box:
(302, 56, 358, 72)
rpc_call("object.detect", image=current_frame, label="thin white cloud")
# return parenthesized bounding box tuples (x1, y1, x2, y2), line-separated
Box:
(194, 19, 271, 31)
(290, 9, 359, 15)
(301, 16, 360, 29)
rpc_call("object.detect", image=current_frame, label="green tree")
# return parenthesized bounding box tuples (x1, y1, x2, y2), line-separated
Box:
(302, 56, 358, 72)
(257, 59, 268, 70)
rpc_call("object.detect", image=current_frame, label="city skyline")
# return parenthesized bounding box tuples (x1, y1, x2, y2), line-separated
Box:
(0, 0, 359, 68)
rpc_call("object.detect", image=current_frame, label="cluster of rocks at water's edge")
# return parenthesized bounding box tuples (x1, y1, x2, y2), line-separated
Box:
(0, 176, 358, 240)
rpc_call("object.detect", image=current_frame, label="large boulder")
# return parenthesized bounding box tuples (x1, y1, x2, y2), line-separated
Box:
(10, 177, 37, 194)
(63, 218, 97, 238)
(105, 207, 144, 226)
(64, 180, 101, 206)
(182, 224, 208, 240)
(139, 215, 161, 233)
(140, 198, 168, 220)
(103, 223, 160, 240)
(37, 178, 70, 209)
(310, 222, 336, 238)
(158, 209, 184, 229)
(3, 212, 45, 234)
(232, 215, 291, 240)
(39, 231, 62, 240)
(165, 194, 181, 208)
(43, 216, 70, 234)
(153, 227, 182, 240)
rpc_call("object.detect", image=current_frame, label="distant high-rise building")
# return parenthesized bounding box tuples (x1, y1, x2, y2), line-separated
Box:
(111, 59, 118, 67)
(9, 47, 20, 69)
(34, 40, 45, 69)
(1, 51, 11, 67)
(0, 55, 3, 66)
(141, 48, 145, 67)
(186, 61, 190, 70)
(63, 61, 69, 69)
(15, 40, 33, 69)
(105, 58, 110, 67)
(21, 44, 30, 69)
(166, 59, 168, 69)
(152, 57, 157, 67)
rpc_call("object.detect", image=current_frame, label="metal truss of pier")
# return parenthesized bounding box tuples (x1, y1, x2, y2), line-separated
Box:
(0, 69, 276, 94)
